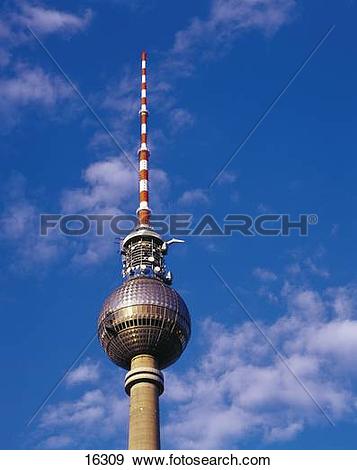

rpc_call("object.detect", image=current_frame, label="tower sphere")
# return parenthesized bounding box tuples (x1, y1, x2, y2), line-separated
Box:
(98, 276, 191, 370)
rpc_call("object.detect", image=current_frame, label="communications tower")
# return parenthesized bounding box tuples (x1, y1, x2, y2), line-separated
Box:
(98, 51, 191, 450)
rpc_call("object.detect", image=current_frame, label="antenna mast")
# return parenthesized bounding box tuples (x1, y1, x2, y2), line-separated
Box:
(137, 51, 151, 227)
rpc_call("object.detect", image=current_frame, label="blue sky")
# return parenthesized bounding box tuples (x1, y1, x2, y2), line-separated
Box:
(0, 0, 357, 450)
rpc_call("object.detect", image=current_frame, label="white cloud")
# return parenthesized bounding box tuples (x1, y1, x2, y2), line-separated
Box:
(0, 4, 91, 125)
(258, 286, 279, 303)
(40, 390, 107, 429)
(61, 156, 169, 214)
(41, 434, 73, 449)
(162, 281, 357, 449)
(14, 4, 92, 35)
(216, 171, 238, 185)
(60, 156, 169, 266)
(331, 223, 339, 237)
(92, 67, 194, 156)
(304, 257, 330, 278)
(253, 267, 277, 282)
(178, 188, 209, 206)
(265, 421, 303, 442)
(59, 157, 137, 266)
(169, 108, 194, 133)
(91, 70, 139, 152)
(285, 256, 329, 279)
(0, 64, 72, 108)
(66, 360, 100, 386)
(282, 283, 324, 319)
(327, 285, 357, 320)
(61, 157, 137, 214)
(170, 0, 295, 72)
(0, 156, 169, 272)
(37, 386, 128, 448)
(70, 238, 115, 267)
(0, 174, 61, 269)
(286, 262, 301, 275)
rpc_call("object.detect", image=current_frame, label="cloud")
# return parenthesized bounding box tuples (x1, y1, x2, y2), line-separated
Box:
(258, 286, 279, 304)
(327, 285, 357, 320)
(282, 283, 324, 319)
(13, 4, 92, 35)
(304, 257, 329, 278)
(163, 281, 357, 449)
(0, 4, 92, 69)
(0, 61, 78, 130)
(169, 108, 194, 133)
(90, 70, 139, 152)
(253, 267, 277, 282)
(286, 250, 330, 279)
(294, 320, 357, 368)
(59, 156, 169, 267)
(0, 158, 169, 272)
(61, 155, 169, 214)
(265, 421, 303, 442)
(0, 64, 72, 108)
(66, 360, 101, 387)
(92, 66, 194, 156)
(216, 171, 238, 185)
(37, 386, 128, 449)
(0, 174, 62, 269)
(41, 434, 73, 449)
(168, 0, 296, 73)
(61, 157, 137, 214)
(60, 157, 137, 266)
(178, 188, 209, 206)
(0, 4, 92, 125)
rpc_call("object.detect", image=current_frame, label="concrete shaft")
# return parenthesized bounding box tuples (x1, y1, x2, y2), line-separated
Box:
(125, 355, 164, 450)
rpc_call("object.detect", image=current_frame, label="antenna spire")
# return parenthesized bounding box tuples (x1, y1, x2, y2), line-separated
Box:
(137, 50, 151, 227)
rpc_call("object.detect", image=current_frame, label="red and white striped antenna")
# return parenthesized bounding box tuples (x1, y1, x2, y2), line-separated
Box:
(137, 50, 151, 227)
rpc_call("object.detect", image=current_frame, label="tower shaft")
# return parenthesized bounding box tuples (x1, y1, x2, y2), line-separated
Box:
(125, 355, 164, 449)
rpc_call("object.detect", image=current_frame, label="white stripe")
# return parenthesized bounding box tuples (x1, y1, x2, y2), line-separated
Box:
(139, 160, 148, 170)
(141, 123, 147, 134)
(138, 143, 148, 151)
(141, 75, 146, 83)
(141, 60, 146, 69)
(140, 180, 148, 191)
(141, 89, 146, 98)
(139, 105, 147, 113)
(139, 201, 149, 210)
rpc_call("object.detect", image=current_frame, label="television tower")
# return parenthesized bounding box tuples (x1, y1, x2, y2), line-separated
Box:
(98, 51, 191, 450)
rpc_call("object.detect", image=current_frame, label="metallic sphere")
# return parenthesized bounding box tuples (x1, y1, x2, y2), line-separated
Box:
(98, 276, 191, 370)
